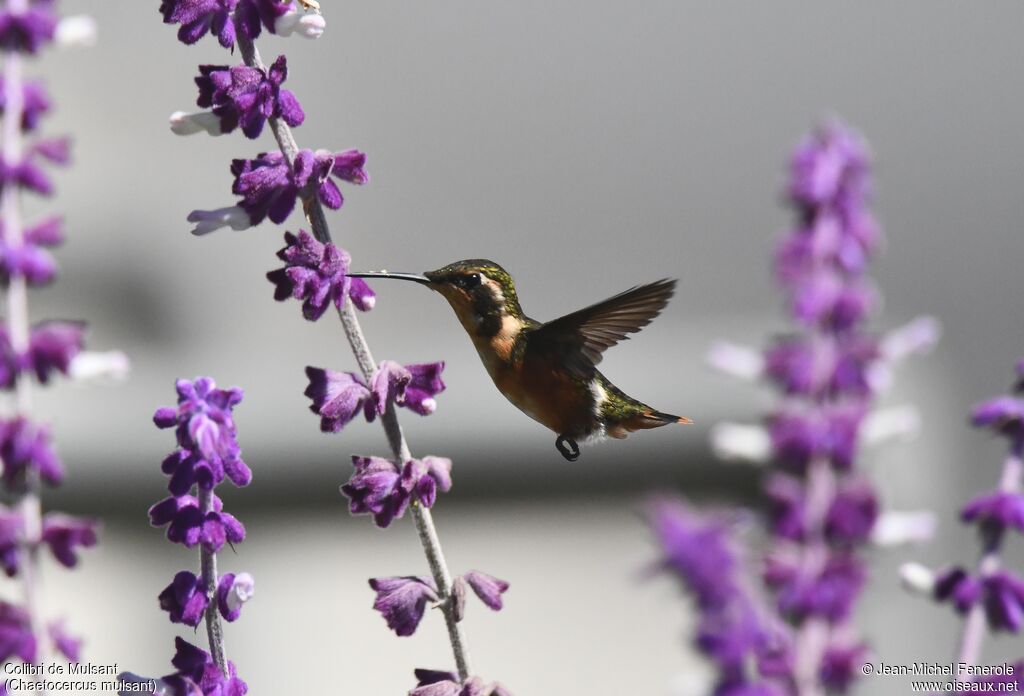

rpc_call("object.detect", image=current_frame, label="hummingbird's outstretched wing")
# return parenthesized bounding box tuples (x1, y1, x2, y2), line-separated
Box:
(527, 279, 676, 377)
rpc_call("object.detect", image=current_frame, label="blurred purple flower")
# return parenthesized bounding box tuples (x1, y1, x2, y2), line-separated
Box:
(961, 490, 1024, 535)
(0, 4, 56, 54)
(40, 513, 98, 568)
(0, 77, 50, 131)
(0, 505, 22, 577)
(48, 620, 81, 662)
(0, 416, 62, 487)
(0, 601, 36, 663)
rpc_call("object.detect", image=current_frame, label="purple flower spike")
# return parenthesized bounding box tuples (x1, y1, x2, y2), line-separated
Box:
(341, 455, 407, 528)
(369, 576, 439, 637)
(961, 490, 1024, 535)
(48, 620, 81, 662)
(0, 5, 57, 54)
(788, 122, 868, 209)
(194, 55, 304, 140)
(217, 572, 254, 622)
(404, 362, 447, 415)
(304, 366, 373, 432)
(40, 513, 98, 568)
(0, 601, 36, 663)
(158, 571, 209, 627)
(463, 571, 510, 611)
(267, 230, 351, 320)
(818, 641, 868, 693)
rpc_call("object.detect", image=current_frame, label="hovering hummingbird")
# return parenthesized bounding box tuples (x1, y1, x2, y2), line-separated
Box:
(348, 260, 691, 460)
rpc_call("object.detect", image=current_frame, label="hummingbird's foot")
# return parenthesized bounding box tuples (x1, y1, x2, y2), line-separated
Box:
(555, 435, 580, 461)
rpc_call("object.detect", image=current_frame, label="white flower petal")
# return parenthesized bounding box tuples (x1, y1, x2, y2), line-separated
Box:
(881, 315, 941, 362)
(275, 8, 326, 39)
(187, 206, 251, 236)
(169, 110, 223, 137)
(899, 562, 936, 596)
(69, 351, 130, 382)
(226, 572, 255, 613)
(861, 405, 920, 447)
(710, 422, 771, 463)
(56, 15, 97, 48)
(706, 341, 764, 380)
(872, 510, 937, 546)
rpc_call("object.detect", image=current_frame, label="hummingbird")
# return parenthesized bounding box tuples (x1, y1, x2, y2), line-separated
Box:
(348, 260, 692, 460)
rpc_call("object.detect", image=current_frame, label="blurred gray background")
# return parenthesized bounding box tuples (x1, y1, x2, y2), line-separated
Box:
(12, 0, 1024, 693)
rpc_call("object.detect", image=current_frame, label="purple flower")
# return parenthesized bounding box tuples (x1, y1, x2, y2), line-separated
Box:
(0, 506, 22, 576)
(225, 148, 367, 228)
(159, 0, 236, 47)
(171, 637, 248, 695)
(304, 366, 373, 432)
(267, 230, 372, 320)
(195, 55, 304, 139)
(149, 493, 244, 551)
(0, 601, 35, 663)
(463, 571, 509, 611)
(788, 121, 868, 210)
(818, 641, 868, 692)
(961, 490, 1024, 535)
(341, 455, 453, 528)
(0, 224, 60, 286)
(153, 378, 247, 481)
(764, 474, 806, 541)
(410, 670, 512, 696)
(768, 405, 865, 474)
(764, 550, 864, 622)
(217, 572, 254, 622)
(648, 500, 748, 613)
(0, 77, 51, 131)
(404, 362, 447, 415)
(369, 576, 438, 636)
(48, 620, 81, 662)
(40, 513, 98, 568)
(158, 571, 209, 627)
(304, 360, 445, 432)
(0, 416, 63, 487)
(25, 320, 85, 384)
(764, 336, 879, 398)
(825, 479, 878, 545)
(0, 4, 57, 54)
(937, 569, 1024, 632)
(971, 396, 1024, 439)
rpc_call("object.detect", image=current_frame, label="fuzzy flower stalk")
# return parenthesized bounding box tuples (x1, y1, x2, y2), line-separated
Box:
(653, 121, 938, 696)
(158, 1, 510, 691)
(0, 0, 108, 686)
(900, 361, 1024, 682)
(118, 377, 253, 695)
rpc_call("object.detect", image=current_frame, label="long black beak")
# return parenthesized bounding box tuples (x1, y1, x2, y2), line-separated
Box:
(347, 271, 431, 286)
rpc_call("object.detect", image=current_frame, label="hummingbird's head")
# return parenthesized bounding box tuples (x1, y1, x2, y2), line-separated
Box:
(423, 259, 524, 337)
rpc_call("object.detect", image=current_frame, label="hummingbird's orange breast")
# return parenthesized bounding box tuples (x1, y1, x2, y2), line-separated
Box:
(470, 328, 592, 437)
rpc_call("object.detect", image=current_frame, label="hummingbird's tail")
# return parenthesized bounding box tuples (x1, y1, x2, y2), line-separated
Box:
(605, 407, 693, 439)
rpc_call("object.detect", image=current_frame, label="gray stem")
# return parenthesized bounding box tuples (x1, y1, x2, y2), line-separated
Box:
(234, 29, 473, 681)
(2, 13, 47, 693)
(198, 486, 229, 675)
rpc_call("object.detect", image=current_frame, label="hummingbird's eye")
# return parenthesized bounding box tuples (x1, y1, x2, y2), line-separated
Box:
(460, 273, 482, 290)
